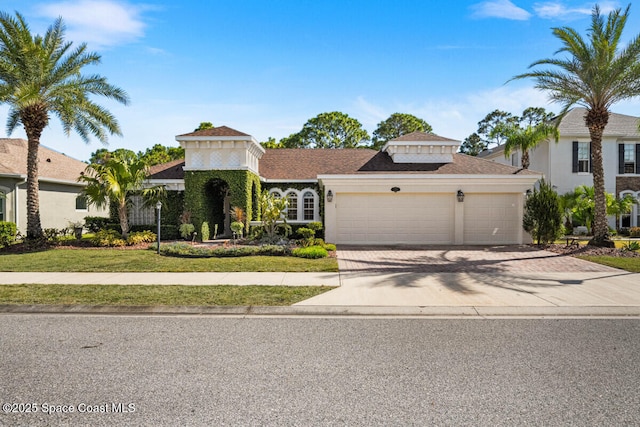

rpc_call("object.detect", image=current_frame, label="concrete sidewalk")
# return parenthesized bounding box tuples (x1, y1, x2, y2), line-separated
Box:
(0, 271, 340, 287)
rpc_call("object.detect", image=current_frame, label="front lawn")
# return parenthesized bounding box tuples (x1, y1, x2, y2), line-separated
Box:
(0, 248, 338, 272)
(577, 256, 640, 273)
(0, 284, 334, 306)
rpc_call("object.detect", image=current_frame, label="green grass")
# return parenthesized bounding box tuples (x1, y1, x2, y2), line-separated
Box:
(0, 248, 338, 272)
(0, 284, 334, 306)
(577, 256, 640, 273)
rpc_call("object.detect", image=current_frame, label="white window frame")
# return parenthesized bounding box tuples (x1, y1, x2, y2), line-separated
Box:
(619, 190, 640, 229)
(75, 195, 88, 212)
(268, 187, 319, 222)
(623, 144, 636, 174)
(577, 141, 590, 173)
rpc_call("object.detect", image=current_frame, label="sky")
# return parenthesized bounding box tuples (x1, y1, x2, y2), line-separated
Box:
(1, 0, 640, 161)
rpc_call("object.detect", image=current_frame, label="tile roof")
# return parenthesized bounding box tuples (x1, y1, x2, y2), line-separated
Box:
(177, 126, 251, 138)
(0, 138, 88, 183)
(148, 148, 537, 181)
(557, 107, 640, 137)
(391, 132, 459, 142)
(148, 158, 185, 180)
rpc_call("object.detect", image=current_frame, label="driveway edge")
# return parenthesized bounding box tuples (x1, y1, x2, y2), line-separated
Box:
(1, 304, 639, 317)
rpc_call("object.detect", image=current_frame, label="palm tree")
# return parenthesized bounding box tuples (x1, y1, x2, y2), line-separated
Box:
(0, 12, 129, 240)
(511, 4, 640, 247)
(79, 152, 164, 238)
(503, 122, 558, 169)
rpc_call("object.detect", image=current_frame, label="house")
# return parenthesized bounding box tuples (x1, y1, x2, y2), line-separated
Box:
(148, 126, 541, 245)
(0, 138, 108, 232)
(478, 108, 640, 229)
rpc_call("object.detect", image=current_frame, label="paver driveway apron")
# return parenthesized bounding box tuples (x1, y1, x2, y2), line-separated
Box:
(295, 245, 640, 307)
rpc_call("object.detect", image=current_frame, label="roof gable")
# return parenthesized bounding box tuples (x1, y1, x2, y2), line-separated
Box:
(178, 126, 250, 138)
(0, 138, 88, 183)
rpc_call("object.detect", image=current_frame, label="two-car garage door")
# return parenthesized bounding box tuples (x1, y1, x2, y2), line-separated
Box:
(334, 193, 519, 245)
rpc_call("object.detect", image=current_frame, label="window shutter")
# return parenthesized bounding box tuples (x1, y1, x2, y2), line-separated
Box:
(636, 144, 640, 174)
(572, 141, 579, 173)
(619, 144, 626, 174)
(589, 141, 593, 173)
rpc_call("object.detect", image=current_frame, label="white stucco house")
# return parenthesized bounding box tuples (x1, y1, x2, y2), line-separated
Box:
(478, 108, 640, 229)
(149, 127, 541, 245)
(0, 138, 108, 232)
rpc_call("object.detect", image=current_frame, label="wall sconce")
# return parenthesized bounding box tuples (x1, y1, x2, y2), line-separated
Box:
(526, 189, 533, 198)
(457, 190, 465, 202)
(391, 187, 400, 193)
(326, 190, 333, 202)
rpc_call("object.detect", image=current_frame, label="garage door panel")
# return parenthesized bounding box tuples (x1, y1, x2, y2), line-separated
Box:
(336, 193, 453, 244)
(463, 194, 519, 244)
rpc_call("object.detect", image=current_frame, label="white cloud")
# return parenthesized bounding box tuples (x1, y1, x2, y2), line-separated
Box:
(532, 1, 620, 19)
(470, 0, 532, 20)
(351, 86, 556, 142)
(35, 0, 148, 48)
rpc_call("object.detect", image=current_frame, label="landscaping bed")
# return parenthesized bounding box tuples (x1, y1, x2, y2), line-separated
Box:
(542, 243, 640, 258)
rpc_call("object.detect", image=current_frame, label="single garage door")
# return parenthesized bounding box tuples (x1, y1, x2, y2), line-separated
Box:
(463, 193, 519, 244)
(335, 193, 454, 244)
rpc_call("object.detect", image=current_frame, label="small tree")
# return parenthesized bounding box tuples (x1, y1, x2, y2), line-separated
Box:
(258, 191, 289, 243)
(523, 179, 563, 245)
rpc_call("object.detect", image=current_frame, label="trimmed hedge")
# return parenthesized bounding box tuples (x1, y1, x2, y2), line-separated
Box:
(158, 242, 288, 258)
(0, 221, 17, 248)
(292, 245, 328, 259)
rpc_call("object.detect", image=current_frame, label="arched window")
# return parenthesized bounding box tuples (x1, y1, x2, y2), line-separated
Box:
(271, 191, 281, 199)
(286, 192, 298, 220)
(303, 191, 315, 220)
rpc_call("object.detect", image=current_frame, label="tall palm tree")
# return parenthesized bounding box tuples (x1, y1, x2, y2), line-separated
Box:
(79, 152, 164, 238)
(503, 122, 558, 169)
(511, 4, 640, 247)
(0, 12, 129, 240)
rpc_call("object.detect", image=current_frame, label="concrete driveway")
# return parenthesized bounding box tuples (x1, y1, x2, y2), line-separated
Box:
(296, 245, 640, 309)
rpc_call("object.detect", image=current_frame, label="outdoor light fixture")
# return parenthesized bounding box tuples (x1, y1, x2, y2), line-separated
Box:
(526, 189, 533, 198)
(156, 201, 162, 254)
(391, 187, 400, 193)
(326, 190, 333, 202)
(457, 190, 465, 202)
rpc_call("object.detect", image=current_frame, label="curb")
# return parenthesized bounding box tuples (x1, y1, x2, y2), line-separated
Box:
(1, 304, 639, 317)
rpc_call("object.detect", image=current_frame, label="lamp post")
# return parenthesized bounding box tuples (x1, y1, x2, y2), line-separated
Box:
(156, 201, 162, 254)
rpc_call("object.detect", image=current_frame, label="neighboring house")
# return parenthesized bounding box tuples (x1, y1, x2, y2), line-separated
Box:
(0, 138, 108, 232)
(479, 108, 640, 229)
(148, 126, 540, 245)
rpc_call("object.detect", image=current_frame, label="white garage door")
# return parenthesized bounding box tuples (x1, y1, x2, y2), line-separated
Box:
(463, 194, 519, 244)
(335, 193, 454, 244)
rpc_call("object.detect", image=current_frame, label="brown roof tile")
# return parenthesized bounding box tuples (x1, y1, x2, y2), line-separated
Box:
(0, 138, 88, 182)
(148, 158, 185, 179)
(391, 132, 459, 142)
(259, 149, 378, 180)
(177, 126, 250, 138)
(148, 148, 537, 181)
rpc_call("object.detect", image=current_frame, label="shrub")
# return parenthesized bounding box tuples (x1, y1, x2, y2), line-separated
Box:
(84, 216, 110, 232)
(297, 227, 315, 246)
(201, 221, 210, 241)
(523, 179, 563, 245)
(630, 227, 640, 238)
(308, 222, 323, 232)
(622, 240, 640, 252)
(231, 221, 244, 238)
(91, 229, 126, 247)
(126, 230, 157, 246)
(0, 221, 17, 248)
(292, 245, 328, 259)
(322, 243, 337, 251)
(158, 242, 289, 258)
(179, 223, 195, 239)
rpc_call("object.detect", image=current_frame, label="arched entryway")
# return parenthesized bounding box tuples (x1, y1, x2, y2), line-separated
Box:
(204, 178, 231, 238)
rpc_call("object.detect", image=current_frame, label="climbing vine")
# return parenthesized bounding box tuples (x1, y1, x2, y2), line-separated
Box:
(184, 170, 261, 234)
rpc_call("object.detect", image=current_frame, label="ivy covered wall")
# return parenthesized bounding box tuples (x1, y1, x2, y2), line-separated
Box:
(184, 170, 261, 234)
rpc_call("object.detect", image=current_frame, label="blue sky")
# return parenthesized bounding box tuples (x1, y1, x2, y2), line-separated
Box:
(1, 0, 640, 161)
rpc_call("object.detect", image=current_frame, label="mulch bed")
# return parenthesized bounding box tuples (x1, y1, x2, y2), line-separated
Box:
(540, 244, 640, 258)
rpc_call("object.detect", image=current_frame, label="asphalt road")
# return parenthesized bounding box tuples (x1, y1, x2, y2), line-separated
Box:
(1, 315, 638, 426)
